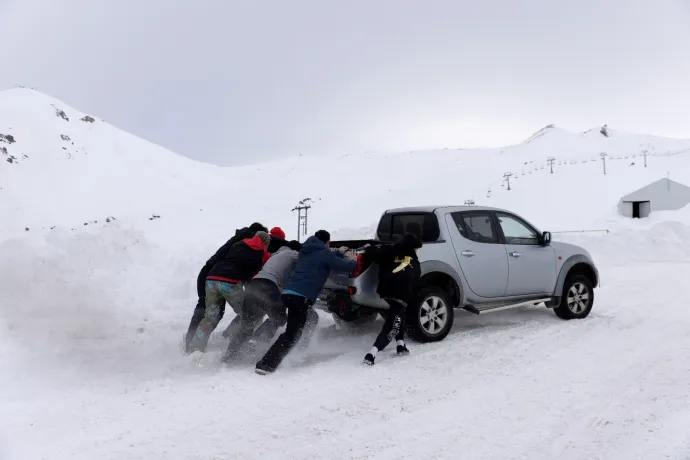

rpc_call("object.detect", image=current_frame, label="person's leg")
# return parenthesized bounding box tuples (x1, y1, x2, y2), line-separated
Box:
(221, 308, 264, 363)
(363, 299, 405, 365)
(255, 295, 310, 374)
(188, 281, 233, 352)
(296, 307, 319, 350)
(220, 281, 247, 338)
(249, 282, 286, 343)
(394, 302, 409, 355)
(184, 267, 211, 350)
(221, 281, 265, 362)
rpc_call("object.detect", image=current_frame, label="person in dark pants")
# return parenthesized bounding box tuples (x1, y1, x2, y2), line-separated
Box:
(361, 233, 422, 365)
(221, 226, 290, 339)
(187, 231, 272, 353)
(220, 239, 302, 363)
(255, 230, 357, 375)
(184, 222, 267, 352)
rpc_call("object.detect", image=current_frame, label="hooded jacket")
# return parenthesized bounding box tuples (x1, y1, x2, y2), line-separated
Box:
(364, 234, 422, 303)
(207, 235, 271, 283)
(282, 235, 357, 304)
(253, 245, 299, 289)
(203, 226, 257, 269)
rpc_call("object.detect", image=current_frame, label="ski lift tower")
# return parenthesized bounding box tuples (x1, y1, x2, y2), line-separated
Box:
(292, 198, 313, 242)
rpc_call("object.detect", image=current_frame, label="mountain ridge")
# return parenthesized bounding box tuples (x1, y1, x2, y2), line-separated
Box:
(3, 87, 690, 240)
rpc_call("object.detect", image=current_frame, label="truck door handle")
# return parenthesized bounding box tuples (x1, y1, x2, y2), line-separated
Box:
(509, 251, 521, 258)
(461, 250, 475, 257)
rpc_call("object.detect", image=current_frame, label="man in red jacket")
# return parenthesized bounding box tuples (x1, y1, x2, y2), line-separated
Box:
(187, 231, 272, 353)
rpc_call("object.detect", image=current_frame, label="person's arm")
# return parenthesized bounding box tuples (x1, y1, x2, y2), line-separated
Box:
(364, 244, 395, 264)
(326, 250, 357, 272)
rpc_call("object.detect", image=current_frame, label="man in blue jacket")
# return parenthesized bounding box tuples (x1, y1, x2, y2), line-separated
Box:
(255, 230, 357, 375)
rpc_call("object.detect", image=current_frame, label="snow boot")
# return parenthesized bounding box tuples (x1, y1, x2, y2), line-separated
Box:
(255, 361, 276, 375)
(363, 353, 375, 365)
(397, 344, 410, 355)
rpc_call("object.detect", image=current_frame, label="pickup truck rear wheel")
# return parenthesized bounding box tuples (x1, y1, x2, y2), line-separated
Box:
(405, 287, 454, 343)
(553, 274, 594, 320)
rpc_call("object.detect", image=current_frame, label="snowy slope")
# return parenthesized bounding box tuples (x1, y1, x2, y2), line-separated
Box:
(4, 87, 690, 241)
(2, 89, 690, 459)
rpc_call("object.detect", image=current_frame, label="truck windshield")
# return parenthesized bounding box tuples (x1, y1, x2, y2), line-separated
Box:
(376, 212, 440, 243)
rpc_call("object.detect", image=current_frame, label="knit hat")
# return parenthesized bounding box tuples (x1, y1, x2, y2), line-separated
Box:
(270, 227, 286, 239)
(255, 231, 271, 247)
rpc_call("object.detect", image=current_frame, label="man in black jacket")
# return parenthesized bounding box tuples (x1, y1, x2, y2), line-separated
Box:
(187, 231, 272, 353)
(362, 233, 423, 365)
(184, 222, 267, 352)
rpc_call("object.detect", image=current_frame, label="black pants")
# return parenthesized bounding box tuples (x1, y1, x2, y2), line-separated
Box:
(257, 294, 319, 371)
(222, 278, 286, 342)
(185, 265, 218, 348)
(221, 279, 287, 361)
(373, 299, 406, 351)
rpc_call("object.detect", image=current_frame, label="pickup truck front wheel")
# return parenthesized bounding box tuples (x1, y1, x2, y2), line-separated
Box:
(553, 274, 594, 320)
(405, 287, 454, 343)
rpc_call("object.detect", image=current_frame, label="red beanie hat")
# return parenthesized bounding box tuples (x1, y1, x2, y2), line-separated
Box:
(270, 227, 285, 239)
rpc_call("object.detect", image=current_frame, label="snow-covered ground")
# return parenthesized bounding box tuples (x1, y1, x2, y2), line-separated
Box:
(2, 89, 690, 459)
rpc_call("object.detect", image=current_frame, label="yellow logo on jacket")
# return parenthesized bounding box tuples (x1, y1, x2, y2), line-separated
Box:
(392, 256, 413, 273)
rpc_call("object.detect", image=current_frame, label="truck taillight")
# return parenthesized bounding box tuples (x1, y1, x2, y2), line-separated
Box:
(352, 253, 366, 278)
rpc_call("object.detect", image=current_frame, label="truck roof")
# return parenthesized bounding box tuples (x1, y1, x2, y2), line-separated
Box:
(384, 205, 505, 214)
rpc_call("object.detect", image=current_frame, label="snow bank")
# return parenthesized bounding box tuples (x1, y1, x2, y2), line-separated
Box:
(0, 224, 201, 385)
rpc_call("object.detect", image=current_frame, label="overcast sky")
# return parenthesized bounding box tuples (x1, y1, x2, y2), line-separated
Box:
(1, 0, 689, 166)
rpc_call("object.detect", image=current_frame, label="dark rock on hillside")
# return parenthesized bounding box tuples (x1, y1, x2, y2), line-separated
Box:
(0, 133, 16, 144)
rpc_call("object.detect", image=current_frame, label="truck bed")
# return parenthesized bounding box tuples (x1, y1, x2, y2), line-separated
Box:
(329, 239, 378, 250)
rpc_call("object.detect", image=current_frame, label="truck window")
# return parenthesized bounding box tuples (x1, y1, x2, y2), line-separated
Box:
(451, 211, 499, 244)
(377, 212, 440, 243)
(376, 214, 391, 240)
(495, 212, 539, 245)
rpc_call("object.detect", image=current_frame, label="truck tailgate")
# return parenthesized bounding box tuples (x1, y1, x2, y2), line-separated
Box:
(323, 239, 376, 289)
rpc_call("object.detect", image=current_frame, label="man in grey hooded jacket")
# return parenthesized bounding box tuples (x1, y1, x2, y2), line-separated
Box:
(220, 240, 302, 363)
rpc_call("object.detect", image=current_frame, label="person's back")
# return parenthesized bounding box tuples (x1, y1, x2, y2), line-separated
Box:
(283, 233, 355, 304)
(204, 223, 267, 269)
(207, 234, 271, 283)
(254, 243, 300, 290)
(371, 234, 422, 304)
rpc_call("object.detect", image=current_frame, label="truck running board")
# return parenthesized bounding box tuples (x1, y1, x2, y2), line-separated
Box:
(463, 298, 553, 315)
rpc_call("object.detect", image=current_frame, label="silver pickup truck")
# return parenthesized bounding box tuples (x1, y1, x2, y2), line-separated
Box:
(318, 205, 599, 343)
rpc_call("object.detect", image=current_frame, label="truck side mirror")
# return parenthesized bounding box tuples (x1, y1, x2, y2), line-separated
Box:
(541, 231, 552, 245)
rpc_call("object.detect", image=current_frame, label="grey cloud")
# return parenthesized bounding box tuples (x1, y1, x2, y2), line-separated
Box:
(1, 0, 689, 165)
